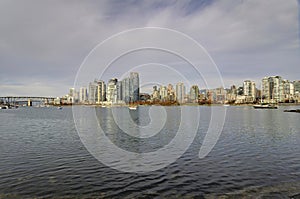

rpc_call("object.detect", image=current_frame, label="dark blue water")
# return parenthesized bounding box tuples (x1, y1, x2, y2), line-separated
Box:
(0, 106, 300, 198)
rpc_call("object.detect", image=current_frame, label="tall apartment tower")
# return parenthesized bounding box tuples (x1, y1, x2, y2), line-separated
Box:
(176, 82, 186, 104)
(79, 87, 88, 103)
(243, 80, 256, 102)
(106, 78, 118, 104)
(130, 72, 139, 102)
(190, 85, 199, 103)
(122, 77, 131, 103)
(96, 80, 106, 104)
(262, 76, 284, 103)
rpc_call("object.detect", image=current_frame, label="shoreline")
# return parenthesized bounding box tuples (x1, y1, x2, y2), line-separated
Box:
(54, 103, 300, 107)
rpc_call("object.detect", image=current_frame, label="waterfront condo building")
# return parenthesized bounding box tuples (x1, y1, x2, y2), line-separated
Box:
(262, 76, 284, 103)
(96, 80, 106, 104)
(189, 85, 199, 103)
(106, 78, 118, 104)
(243, 80, 256, 103)
(176, 82, 186, 104)
(79, 87, 88, 103)
(130, 72, 140, 103)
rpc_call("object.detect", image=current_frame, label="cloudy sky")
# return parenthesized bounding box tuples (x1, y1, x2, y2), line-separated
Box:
(0, 0, 299, 96)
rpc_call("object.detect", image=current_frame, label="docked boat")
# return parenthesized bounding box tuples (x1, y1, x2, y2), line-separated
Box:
(0, 105, 18, 109)
(128, 105, 138, 110)
(253, 84, 278, 109)
(253, 104, 278, 109)
(0, 106, 9, 109)
(284, 109, 300, 113)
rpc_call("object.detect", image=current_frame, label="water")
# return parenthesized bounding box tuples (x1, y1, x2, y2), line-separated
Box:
(0, 105, 300, 198)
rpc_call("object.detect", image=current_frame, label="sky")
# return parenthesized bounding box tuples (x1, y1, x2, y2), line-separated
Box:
(0, 0, 299, 96)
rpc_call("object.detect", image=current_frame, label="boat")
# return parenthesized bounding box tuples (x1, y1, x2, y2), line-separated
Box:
(0, 106, 9, 109)
(253, 104, 278, 109)
(0, 105, 18, 109)
(284, 109, 300, 113)
(223, 104, 230, 107)
(253, 84, 278, 109)
(128, 105, 138, 110)
(57, 106, 63, 110)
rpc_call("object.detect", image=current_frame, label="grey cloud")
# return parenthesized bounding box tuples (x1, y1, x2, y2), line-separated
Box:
(0, 0, 299, 96)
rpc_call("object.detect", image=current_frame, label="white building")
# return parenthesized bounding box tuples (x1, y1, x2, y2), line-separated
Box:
(190, 85, 199, 103)
(243, 80, 256, 103)
(159, 86, 168, 101)
(262, 76, 284, 103)
(176, 82, 186, 104)
(79, 87, 88, 103)
(106, 78, 118, 104)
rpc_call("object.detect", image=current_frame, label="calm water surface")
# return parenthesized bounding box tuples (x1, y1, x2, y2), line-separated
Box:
(0, 106, 300, 198)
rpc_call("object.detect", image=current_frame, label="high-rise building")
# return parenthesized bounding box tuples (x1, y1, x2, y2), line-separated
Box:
(176, 82, 186, 104)
(226, 85, 237, 102)
(130, 72, 139, 102)
(88, 81, 97, 103)
(243, 80, 256, 102)
(152, 85, 160, 101)
(294, 81, 300, 93)
(96, 80, 106, 104)
(262, 76, 284, 103)
(107, 78, 118, 104)
(68, 88, 75, 104)
(167, 84, 175, 101)
(69, 88, 75, 98)
(282, 80, 294, 102)
(159, 85, 168, 101)
(117, 81, 123, 103)
(214, 87, 226, 103)
(79, 87, 88, 103)
(122, 77, 131, 103)
(189, 85, 199, 103)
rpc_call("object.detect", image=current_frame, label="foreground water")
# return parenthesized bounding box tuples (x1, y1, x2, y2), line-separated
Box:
(0, 105, 300, 198)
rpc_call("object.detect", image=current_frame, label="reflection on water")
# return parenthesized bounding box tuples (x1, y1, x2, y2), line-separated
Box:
(0, 105, 299, 198)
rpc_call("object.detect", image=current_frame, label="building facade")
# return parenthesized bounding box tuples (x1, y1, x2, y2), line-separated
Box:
(176, 82, 186, 104)
(243, 80, 256, 103)
(96, 80, 106, 104)
(79, 87, 88, 103)
(130, 72, 139, 102)
(189, 85, 199, 103)
(106, 78, 118, 104)
(262, 76, 284, 103)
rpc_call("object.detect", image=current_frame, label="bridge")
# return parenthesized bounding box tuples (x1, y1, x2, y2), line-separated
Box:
(0, 96, 56, 106)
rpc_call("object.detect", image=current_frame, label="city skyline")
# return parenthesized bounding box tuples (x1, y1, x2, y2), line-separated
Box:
(65, 72, 299, 105)
(0, 0, 299, 96)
